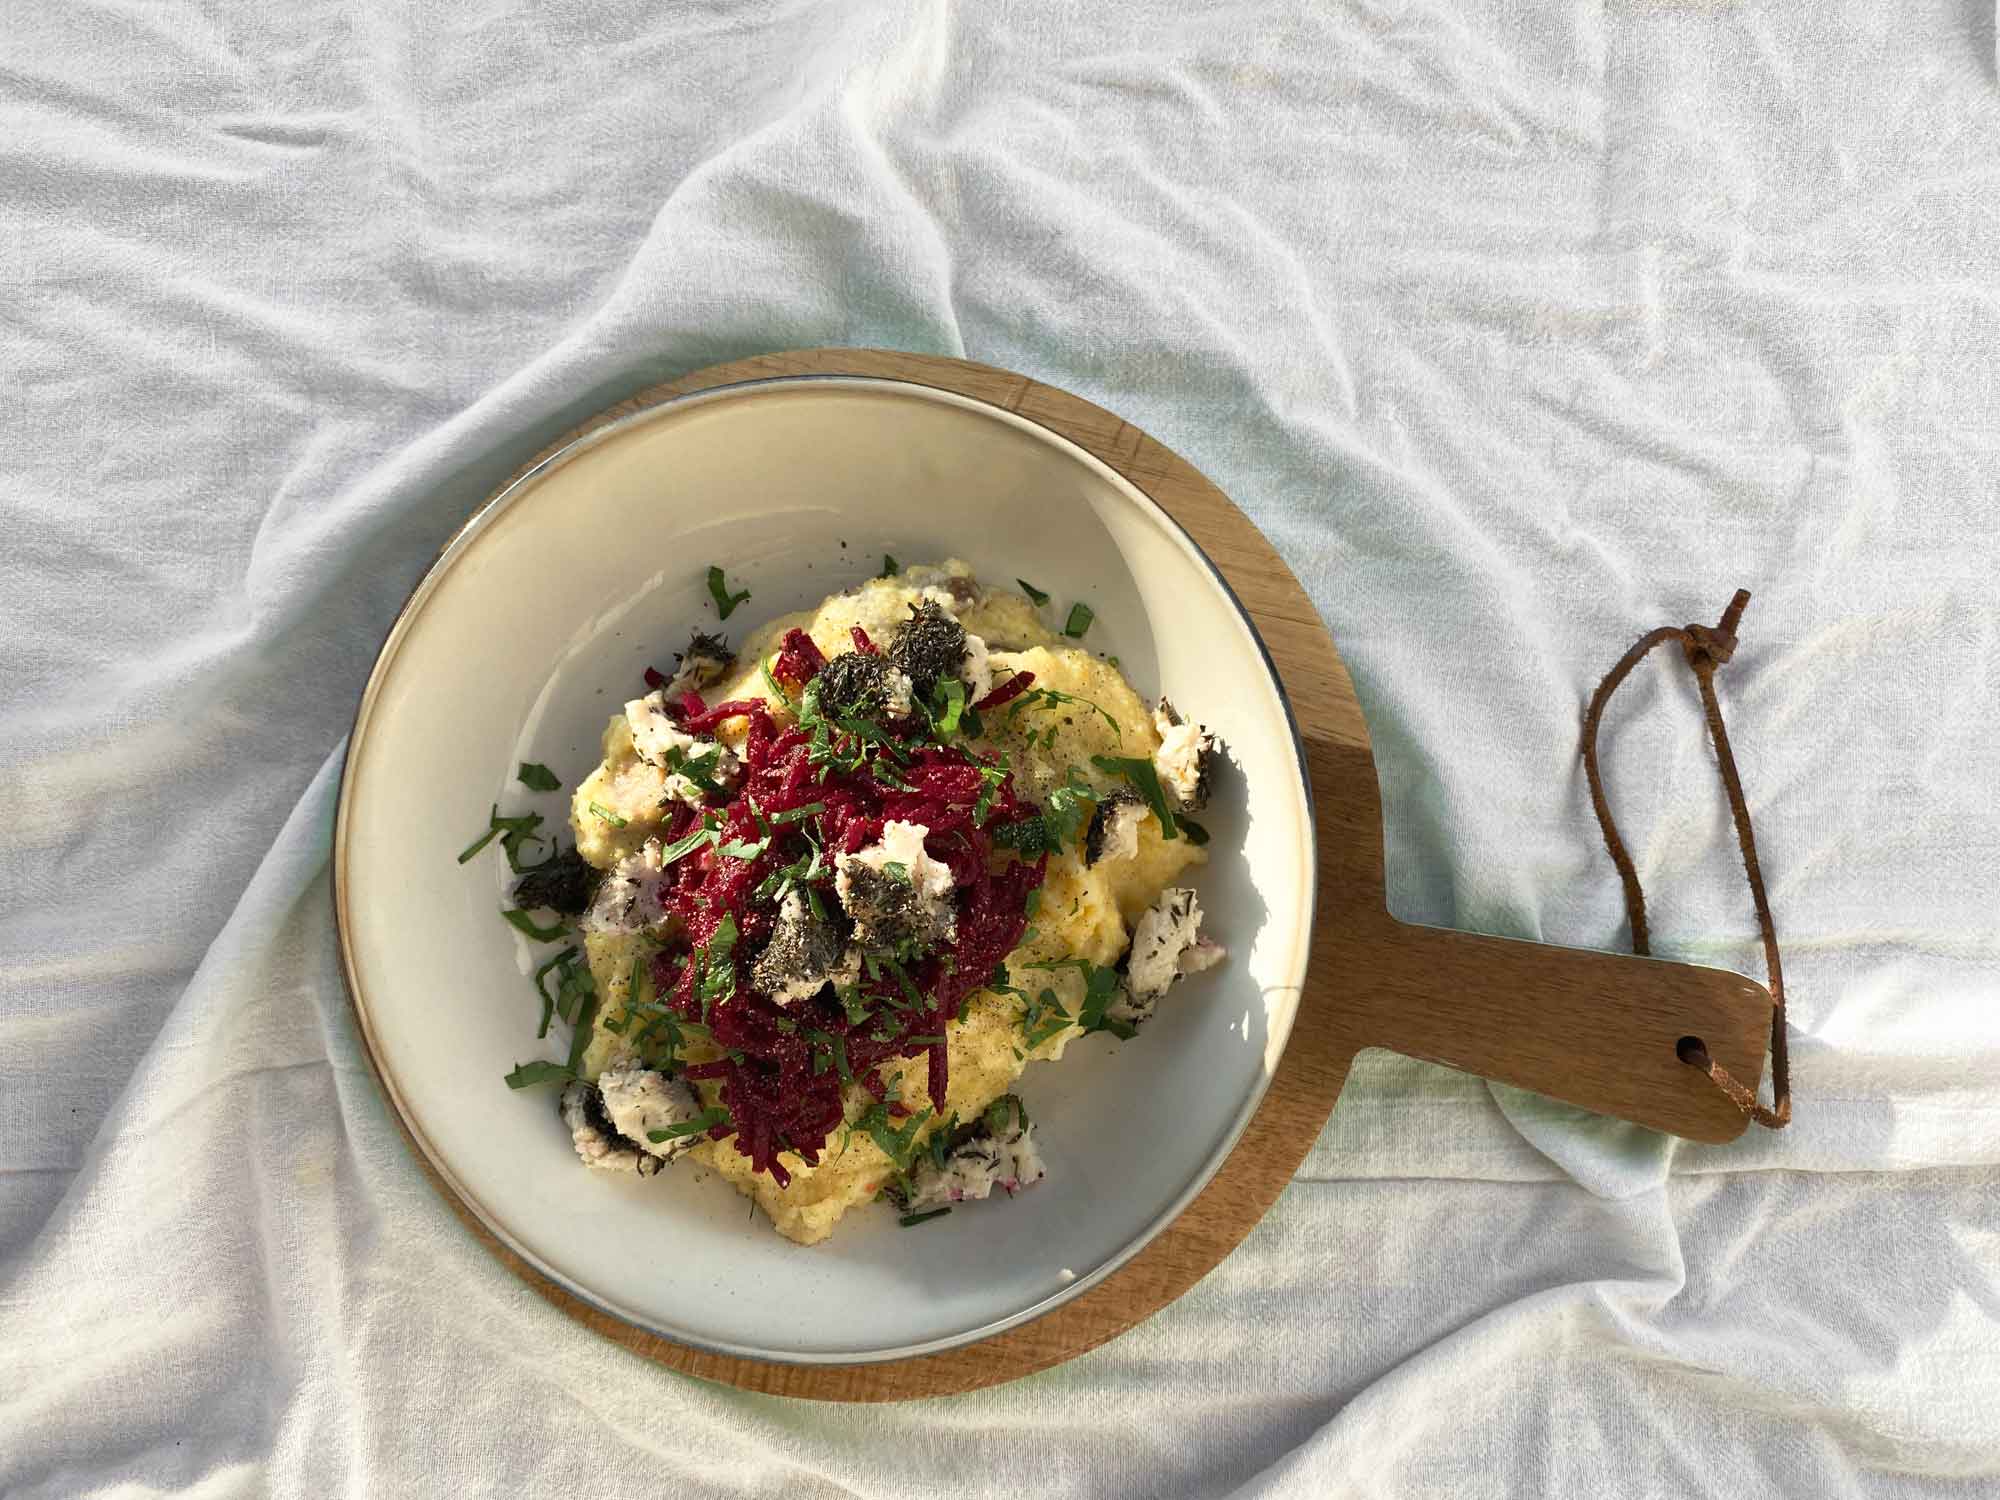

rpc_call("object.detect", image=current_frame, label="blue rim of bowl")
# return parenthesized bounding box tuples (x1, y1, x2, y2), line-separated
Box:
(333, 372, 1318, 1365)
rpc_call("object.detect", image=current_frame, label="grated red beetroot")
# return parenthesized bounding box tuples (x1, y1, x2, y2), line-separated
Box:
(641, 645, 1044, 1188)
(974, 670, 1034, 711)
(771, 627, 827, 689)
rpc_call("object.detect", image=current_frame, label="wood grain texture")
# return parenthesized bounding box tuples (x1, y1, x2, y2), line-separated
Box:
(341, 348, 1772, 1402)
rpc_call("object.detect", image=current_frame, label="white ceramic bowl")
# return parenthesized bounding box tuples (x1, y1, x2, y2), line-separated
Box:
(336, 377, 1315, 1363)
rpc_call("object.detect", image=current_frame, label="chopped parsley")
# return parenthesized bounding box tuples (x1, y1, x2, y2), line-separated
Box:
(859, 1103, 933, 1171)
(985, 1095, 1030, 1133)
(533, 946, 583, 1037)
(517, 762, 561, 792)
(564, 980, 599, 1071)
(1015, 578, 1051, 606)
(1039, 767, 1097, 854)
(586, 800, 628, 828)
(648, 1107, 730, 1142)
(769, 801, 826, 825)
(1062, 601, 1095, 638)
(1005, 686, 1122, 741)
(1025, 956, 1131, 1038)
(759, 656, 795, 712)
(880, 554, 900, 577)
(706, 564, 751, 620)
(458, 805, 552, 871)
(930, 677, 967, 737)
(502, 907, 567, 942)
(695, 914, 740, 1021)
(898, 1207, 952, 1228)
(503, 1060, 574, 1090)
(1091, 754, 1182, 840)
(663, 744, 728, 798)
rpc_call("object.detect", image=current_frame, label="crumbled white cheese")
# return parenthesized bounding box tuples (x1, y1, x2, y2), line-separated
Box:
(1086, 792, 1146, 866)
(560, 1079, 660, 1176)
(1151, 699, 1215, 812)
(884, 667, 916, 719)
(904, 1110, 1046, 1212)
(835, 819, 958, 951)
(960, 631, 995, 705)
(623, 691, 740, 807)
(1110, 887, 1225, 1024)
(664, 637, 734, 697)
(580, 839, 670, 935)
(597, 1068, 706, 1163)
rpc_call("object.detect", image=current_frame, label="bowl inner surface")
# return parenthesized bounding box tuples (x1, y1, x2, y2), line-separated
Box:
(339, 378, 1315, 1362)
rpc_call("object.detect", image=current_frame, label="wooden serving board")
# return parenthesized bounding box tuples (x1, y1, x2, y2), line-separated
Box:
(366, 349, 1771, 1402)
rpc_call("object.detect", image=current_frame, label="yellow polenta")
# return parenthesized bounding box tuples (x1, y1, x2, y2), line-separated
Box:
(570, 561, 1202, 1244)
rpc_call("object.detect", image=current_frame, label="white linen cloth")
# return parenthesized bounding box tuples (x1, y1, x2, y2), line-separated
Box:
(4, 0, 1998, 1493)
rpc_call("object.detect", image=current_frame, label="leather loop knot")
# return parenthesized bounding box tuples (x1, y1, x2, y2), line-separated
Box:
(1681, 623, 1736, 671)
(1580, 588, 1791, 1131)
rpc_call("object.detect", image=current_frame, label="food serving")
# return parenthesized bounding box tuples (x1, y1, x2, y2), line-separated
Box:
(463, 558, 1226, 1245)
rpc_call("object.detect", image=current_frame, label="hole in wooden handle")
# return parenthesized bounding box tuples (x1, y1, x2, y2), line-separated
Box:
(1676, 1035, 1711, 1068)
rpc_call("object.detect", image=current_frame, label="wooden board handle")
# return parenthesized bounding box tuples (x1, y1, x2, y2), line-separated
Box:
(1348, 920, 1773, 1143)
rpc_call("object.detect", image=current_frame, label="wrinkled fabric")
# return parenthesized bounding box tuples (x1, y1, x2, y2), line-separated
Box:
(3, 1, 1998, 1495)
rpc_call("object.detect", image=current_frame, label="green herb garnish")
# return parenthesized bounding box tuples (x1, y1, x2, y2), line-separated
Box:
(898, 1207, 952, 1228)
(695, 914, 740, 1021)
(1042, 767, 1096, 852)
(759, 656, 795, 713)
(1090, 754, 1181, 840)
(587, 800, 629, 828)
(859, 1103, 933, 1171)
(1024, 956, 1132, 1039)
(770, 801, 826, 825)
(565, 980, 598, 1071)
(881, 554, 900, 577)
(517, 762, 560, 792)
(648, 1107, 730, 1143)
(1004, 686, 1122, 741)
(1016, 579, 1050, 606)
(985, 1095, 1030, 1133)
(879, 860, 910, 883)
(931, 677, 967, 737)
(533, 946, 581, 1038)
(502, 907, 568, 941)
(707, 564, 751, 620)
(503, 1060, 574, 1090)
(459, 805, 552, 871)
(1062, 601, 1094, 638)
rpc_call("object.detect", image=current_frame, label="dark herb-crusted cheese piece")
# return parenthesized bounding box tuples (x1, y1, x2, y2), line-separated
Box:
(669, 631, 736, 695)
(561, 1078, 665, 1176)
(751, 889, 857, 1004)
(886, 599, 968, 702)
(813, 650, 914, 722)
(899, 1092, 1045, 1212)
(1084, 789, 1147, 866)
(1151, 697, 1218, 813)
(834, 820, 957, 953)
(598, 1067, 708, 1163)
(1108, 887, 1225, 1026)
(512, 847, 601, 916)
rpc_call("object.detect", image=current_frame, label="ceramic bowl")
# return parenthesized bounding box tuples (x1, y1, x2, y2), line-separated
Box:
(335, 376, 1314, 1362)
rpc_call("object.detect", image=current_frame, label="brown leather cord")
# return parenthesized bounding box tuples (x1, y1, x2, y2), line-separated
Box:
(1581, 589, 1792, 1129)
